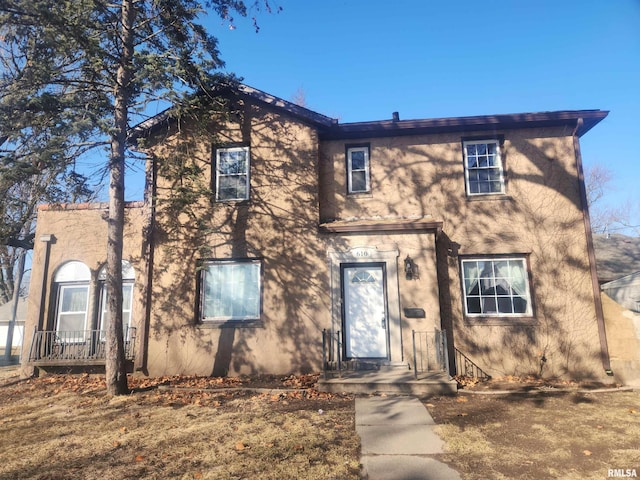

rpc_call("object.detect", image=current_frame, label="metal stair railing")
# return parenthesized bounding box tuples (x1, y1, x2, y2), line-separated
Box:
(453, 347, 491, 381)
(412, 329, 450, 379)
(322, 329, 343, 379)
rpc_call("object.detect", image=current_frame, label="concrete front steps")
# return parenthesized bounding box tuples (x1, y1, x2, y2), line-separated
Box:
(317, 368, 457, 396)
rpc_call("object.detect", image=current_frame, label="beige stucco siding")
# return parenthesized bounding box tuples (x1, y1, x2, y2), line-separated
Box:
(323, 232, 441, 367)
(22, 203, 148, 373)
(22, 102, 607, 382)
(146, 101, 330, 376)
(320, 127, 604, 379)
(602, 292, 640, 386)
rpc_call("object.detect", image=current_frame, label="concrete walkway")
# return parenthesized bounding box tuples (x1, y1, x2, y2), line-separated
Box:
(356, 396, 461, 480)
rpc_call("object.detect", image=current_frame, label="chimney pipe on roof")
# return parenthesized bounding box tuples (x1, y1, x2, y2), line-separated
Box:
(392, 112, 399, 122)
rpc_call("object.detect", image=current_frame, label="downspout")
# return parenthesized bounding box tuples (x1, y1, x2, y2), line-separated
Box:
(37, 235, 54, 331)
(135, 153, 156, 373)
(573, 118, 612, 374)
(25, 234, 53, 372)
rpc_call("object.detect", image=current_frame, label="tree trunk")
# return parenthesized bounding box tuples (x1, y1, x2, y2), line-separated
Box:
(105, 0, 135, 396)
(3, 249, 25, 362)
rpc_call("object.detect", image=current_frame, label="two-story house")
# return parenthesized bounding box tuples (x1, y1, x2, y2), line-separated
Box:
(21, 84, 611, 382)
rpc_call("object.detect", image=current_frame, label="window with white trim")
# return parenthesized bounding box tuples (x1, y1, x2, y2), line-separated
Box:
(98, 261, 135, 340)
(215, 146, 250, 201)
(54, 261, 91, 341)
(200, 260, 262, 322)
(463, 140, 505, 195)
(57, 285, 90, 336)
(347, 145, 370, 194)
(461, 257, 532, 317)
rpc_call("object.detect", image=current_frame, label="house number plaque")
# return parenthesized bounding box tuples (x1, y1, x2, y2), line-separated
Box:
(353, 248, 373, 258)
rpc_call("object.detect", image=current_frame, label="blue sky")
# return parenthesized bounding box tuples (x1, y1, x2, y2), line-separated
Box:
(129, 0, 640, 234)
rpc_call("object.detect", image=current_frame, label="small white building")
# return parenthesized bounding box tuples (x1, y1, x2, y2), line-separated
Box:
(602, 272, 640, 314)
(0, 297, 27, 357)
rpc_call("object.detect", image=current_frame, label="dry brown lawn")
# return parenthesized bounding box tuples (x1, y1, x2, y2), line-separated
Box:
(0, 374, 360, 480)
(426, 385, 640, 480)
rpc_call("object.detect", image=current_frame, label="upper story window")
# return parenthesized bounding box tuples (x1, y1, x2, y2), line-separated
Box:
(463, 140, 505, 196)
(346, 145, 370, 194)
(461, 256, 532, 317)
(215, 145, 250, 201)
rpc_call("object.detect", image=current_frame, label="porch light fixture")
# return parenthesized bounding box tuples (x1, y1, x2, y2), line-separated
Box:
(404, 255, 417, 280)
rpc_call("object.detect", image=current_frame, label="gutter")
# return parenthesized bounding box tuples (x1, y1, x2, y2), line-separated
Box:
(135, 155, 156, 374)
(573, 118, 612, 374)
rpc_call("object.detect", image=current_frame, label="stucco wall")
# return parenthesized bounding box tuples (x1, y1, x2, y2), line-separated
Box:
(323, 232, 441, 368)
(23, 107, 607, 382)
(602, 292, 640, 386)
(320, 127, 605, 379)
(22, 203, 148, 374)
(145, 100, 329, 376)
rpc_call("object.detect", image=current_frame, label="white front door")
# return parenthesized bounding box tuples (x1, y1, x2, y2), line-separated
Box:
(342, 264, 388, 359)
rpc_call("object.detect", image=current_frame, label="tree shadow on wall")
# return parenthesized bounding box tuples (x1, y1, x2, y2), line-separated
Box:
(147, 95, 348, 376)
(356, 130, 606, 380)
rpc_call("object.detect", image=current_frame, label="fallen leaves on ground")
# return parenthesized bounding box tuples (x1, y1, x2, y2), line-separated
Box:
(0, 373, 360, 480)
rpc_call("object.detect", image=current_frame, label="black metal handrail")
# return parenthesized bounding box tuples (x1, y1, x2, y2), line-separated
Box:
(453, 347, 490, 380)
(412, 329, 450, 379)
(322, 329, 343, 379)
(28, 328, 136, 364)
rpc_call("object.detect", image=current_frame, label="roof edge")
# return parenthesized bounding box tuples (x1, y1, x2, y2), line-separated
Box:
(237, 84, 338, 127)
(39, 201, 145, 212)
(129, 83, 608, 144)
(320, 110, 609, 140)
(129, 83, 338, 142)
(319, 218, 443, 234)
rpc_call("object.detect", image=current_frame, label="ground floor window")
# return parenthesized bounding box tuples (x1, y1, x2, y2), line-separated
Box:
(53, 260, 135, 337)
(54, 261, 91, 341)
(200, 259, 262, 323)
(56, 284, 90, 336)
(461, 256, 532, 317)
(98, 262, 135, 339)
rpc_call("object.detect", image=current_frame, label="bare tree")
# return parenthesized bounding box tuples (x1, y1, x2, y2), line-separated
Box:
(584, 164, 633, 235)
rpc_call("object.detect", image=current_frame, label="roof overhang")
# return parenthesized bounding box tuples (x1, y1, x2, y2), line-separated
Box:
(319, 218, 443, 234)
(319, 110, 608, 141)
(130, 83, 608, 146)
(129, 83, 338, 143)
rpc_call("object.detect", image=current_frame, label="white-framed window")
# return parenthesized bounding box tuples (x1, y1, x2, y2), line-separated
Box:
(347, 145, 370, 194)
(461, 257, 532, 317)
(56, 285, 90, 335)
(463, 140, 505, 195)
(215, 145, 250, 201)
(98, 261, 135, 340)
(54, 261, 91, 341)
(200, 259, 262, 323)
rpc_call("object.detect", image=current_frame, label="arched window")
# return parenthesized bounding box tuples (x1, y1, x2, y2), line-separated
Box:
(53, 261, 91, 339)
(98, 261, 135, 337)
(351, 270, 376, 284)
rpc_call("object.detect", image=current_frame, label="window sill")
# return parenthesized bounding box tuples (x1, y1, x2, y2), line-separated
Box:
(347, 192, 373, 198)
(214, 199, 251, 205)
(466, 194, 513, 202)
(464, 316, 536, 326)
(197, 319, 264, 329)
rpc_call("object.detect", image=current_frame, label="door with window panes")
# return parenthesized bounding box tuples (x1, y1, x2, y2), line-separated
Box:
(341, 264, 389, 359)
